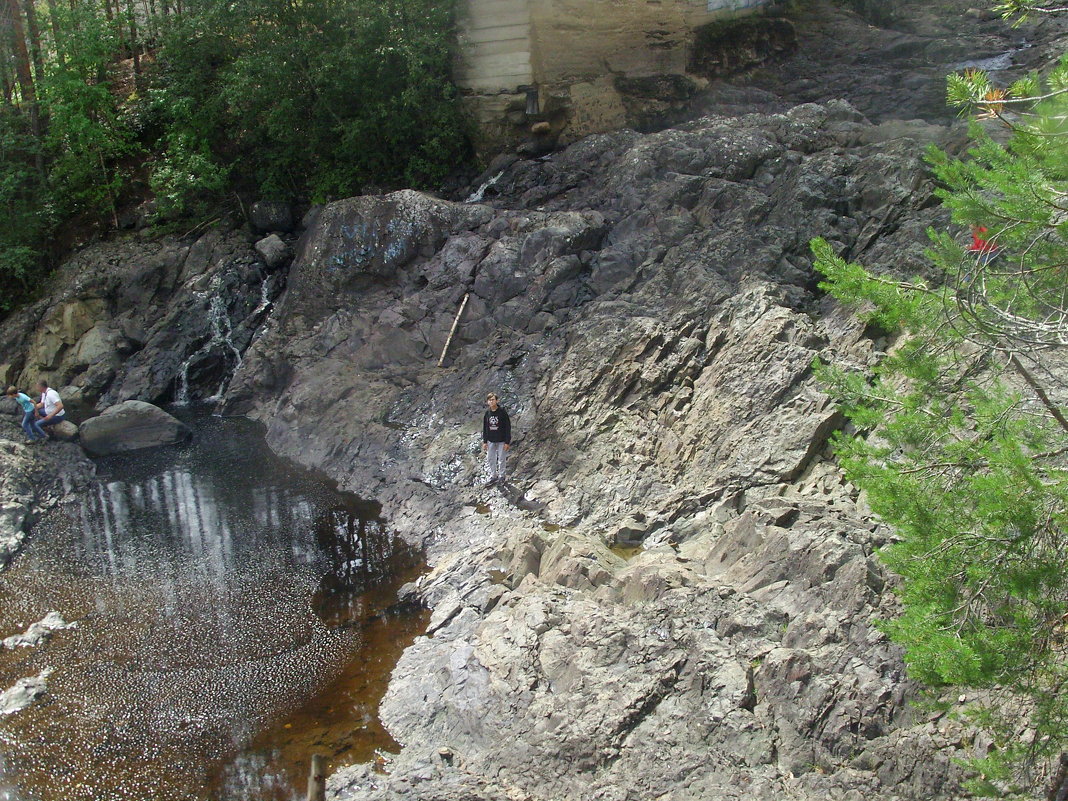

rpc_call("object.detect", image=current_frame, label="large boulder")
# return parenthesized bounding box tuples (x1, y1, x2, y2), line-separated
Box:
(254, 234, 292, 270)
(79, 400, 191, 457)
(49, 419, 79, 442)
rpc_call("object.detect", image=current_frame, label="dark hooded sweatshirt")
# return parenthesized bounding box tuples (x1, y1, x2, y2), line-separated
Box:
(483, 406, 511, 444)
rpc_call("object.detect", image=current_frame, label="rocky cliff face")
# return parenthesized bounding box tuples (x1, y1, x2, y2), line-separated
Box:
(1, 0, 1055, 794)
(0, 102, 982, 801)
(0, 229, 286, 408)
(215, 102, 980, 800)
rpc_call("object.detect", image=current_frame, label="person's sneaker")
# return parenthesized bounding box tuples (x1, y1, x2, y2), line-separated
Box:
(485, 477, 498, 487)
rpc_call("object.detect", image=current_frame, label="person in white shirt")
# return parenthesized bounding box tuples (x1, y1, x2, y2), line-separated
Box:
(35, 380, 66, 433)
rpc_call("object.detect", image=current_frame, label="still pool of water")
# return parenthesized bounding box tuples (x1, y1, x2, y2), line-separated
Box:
(0, 410, 426, 801)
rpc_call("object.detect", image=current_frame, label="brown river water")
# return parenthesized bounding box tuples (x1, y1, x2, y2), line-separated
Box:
(0, 410, 426, 801)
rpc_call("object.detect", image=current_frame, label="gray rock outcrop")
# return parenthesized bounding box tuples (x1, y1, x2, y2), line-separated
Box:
(79, 400, 192, 457)
(212, 100, 982, 800)
(0, 414, 93, 570)
(0, 227, 283, 407)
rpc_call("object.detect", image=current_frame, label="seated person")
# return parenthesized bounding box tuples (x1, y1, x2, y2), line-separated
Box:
(35, 380, 66, 432)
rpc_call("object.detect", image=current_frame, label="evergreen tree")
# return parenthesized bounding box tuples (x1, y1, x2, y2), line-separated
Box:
(813, 16, 1068, 797)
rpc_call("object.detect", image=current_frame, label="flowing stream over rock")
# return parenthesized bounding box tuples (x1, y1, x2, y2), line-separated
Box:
(0, 410, 425, 801)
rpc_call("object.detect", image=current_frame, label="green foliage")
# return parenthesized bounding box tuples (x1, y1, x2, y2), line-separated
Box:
(148, 133, 229, 221)
(0, 0, 470, 314)
(151, 0, 469, 201)
(813, 62, 1068, 794)
(39, 4, 138, 218)
(0, 110, 51, 311)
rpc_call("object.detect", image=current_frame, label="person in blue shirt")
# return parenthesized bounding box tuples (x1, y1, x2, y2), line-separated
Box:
(6, 386, 47, 443)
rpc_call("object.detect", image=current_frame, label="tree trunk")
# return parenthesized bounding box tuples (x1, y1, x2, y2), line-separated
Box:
(2, 72, 15, 108)
(122, 0, 140, 76)
(0, 45, 16, 107)
(5, 0, 37, 112)
(19, 0, 46, 85)
(43, 0, 65, 63)
(140, 0, 156, 44)
(4, 0, 43, 172)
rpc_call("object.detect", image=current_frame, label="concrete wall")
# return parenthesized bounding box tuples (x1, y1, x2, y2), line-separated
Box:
(455, 0, 534, 92)
(455, 0, 779, 154)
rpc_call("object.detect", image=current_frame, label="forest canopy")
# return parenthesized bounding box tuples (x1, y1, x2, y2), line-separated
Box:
(0, 0, 469, 310)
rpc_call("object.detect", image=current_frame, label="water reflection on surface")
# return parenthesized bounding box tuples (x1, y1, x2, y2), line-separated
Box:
(0, 410, 424, 801)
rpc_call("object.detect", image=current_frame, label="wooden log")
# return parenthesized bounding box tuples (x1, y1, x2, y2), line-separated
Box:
(437, 292, 470, 368)
(306, 754, 326, 801)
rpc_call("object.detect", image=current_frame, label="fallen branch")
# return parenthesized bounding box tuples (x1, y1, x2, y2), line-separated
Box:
(437, 292, 470, 368)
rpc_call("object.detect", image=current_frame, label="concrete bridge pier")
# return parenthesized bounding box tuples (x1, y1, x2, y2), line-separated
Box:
(454, 0, 785, 156)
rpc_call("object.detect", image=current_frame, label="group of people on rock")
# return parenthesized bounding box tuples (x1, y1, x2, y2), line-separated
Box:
(5, 381, 65, 444)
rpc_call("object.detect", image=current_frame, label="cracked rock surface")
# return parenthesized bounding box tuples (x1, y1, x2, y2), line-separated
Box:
(221, 101, 981, 799)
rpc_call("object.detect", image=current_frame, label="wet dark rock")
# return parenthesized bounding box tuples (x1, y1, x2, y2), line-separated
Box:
(250, 200, 294, 233)
(79, 400, 192, 457)
(0, 227, 282, 408)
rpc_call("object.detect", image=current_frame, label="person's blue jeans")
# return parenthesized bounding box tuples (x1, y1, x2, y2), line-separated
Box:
(38, 413, 65, 432)
(21, 410, 47, 440)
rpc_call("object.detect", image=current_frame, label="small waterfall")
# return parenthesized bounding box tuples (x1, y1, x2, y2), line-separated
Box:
(465, 170, 505, 203)
(252, 275, 274, 318)
(173, 275, 247, 405)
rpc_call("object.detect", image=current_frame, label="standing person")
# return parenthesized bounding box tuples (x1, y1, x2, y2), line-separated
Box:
(34, 380, 66, 434)
(482, 393, 511, 486)
(6, 386, 47, 442)
(968, 225, 1000, 265)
